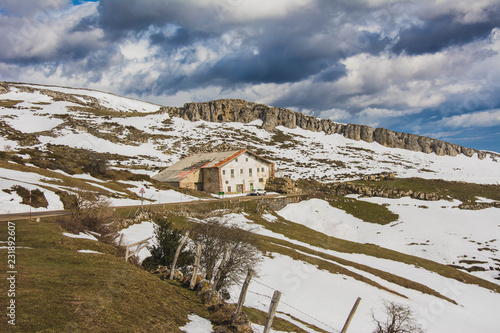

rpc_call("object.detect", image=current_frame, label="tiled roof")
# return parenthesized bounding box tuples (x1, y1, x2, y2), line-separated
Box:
(152, 149, 265, 182)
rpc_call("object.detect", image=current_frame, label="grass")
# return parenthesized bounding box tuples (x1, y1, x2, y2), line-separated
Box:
(239, 201, 500, 294)
(67, 106, 157, 118)
(352, 177, 500, 203)
(326, 194, 399, 225)
(0, 100, 23, 108)
(0, 217, 310, 332)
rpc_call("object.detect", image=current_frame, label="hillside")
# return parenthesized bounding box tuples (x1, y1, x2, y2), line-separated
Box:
(1, 82, 500, 332)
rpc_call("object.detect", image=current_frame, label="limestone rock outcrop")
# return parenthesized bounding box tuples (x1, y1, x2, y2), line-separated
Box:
(160, 99, 497, 159)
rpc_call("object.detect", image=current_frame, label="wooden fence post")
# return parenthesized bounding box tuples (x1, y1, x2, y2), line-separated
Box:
(169, 230, 190, 280)
(190, 242, 202, 289)
(340, 297, 361, 333)
(212, 247, 230, 293)
(263, 290, 281, 333)
(233, 268, 254, 317)
(124, 237, 151, 262)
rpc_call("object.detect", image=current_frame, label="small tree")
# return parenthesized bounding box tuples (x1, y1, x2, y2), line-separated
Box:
(142, 217, 194, 271)
(191, 217, 260, 291)
(372, 301, 424, 333)
(58, 189, 117, 240)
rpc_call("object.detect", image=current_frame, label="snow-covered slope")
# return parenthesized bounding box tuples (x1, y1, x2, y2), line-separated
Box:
(2, 82, 500, 332)
(2, 82, 499, 182)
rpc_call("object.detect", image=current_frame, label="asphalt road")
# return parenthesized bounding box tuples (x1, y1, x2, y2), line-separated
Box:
(0, 193, 293, 222)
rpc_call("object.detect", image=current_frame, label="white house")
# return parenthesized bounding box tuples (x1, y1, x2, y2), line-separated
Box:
(152, 149, 275, 194)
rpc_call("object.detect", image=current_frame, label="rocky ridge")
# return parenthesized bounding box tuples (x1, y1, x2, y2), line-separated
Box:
(161, 99, 497, 159)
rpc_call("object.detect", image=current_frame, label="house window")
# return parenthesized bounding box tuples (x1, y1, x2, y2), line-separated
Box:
(246, 158, 248, 162)
(249, 168, 252, 176)
(228, 186, 231, 193)
(261, 167, 264, 172)
(231, 169, 234, 178)
(259, 178, 264, 183)
(235, 158, 238, 162)
(225, 180, 228, 184)
(240, 169, 243, 174)
(222, 170, 226, 175)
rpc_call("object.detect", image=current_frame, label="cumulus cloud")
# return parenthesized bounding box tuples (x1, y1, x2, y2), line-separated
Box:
(440, 109, 500, 128)
(1, 0, 500, 151)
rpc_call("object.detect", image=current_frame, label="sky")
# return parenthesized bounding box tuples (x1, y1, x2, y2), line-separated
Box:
(0, 0, 499, 152)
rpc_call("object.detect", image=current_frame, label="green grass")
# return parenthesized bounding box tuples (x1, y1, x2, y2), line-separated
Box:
(0, 217, 311, 332)
(239, 201, 500, 295)
(352, 177, 500, 203)
(326, 195, 399, 225)
(0, 219, 212, 332)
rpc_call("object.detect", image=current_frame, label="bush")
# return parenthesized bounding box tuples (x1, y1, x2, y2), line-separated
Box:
(191, 217, 261, 291)
(372, 301, 424, 333)
(142, 217, 194, 272)
(57, 189, 117, 241)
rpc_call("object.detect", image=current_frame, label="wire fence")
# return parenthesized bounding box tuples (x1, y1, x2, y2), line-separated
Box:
(236, 277, 340, 333)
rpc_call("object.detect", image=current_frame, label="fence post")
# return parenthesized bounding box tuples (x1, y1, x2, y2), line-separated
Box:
(263, 290, 281, 333)
(190, 242, 202, 289)
(169, 230, 190, 280)
(233, 268, 254, 317)
(340, 297, 361, 333)
(125, 245, 130, 262)
(212, 247, 229, 294)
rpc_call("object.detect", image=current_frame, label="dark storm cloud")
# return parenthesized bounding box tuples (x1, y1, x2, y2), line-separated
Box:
(101, 0, 390, 94)
(393, 11, 500, 55)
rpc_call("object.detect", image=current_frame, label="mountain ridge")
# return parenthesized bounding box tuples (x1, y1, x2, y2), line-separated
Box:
(161, 98, 497, 159)
(2, 81, 498, 158)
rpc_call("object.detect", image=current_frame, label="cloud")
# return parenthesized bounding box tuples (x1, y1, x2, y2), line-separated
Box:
(440, 109, 500, 128)
(1, 0, 500, 152)
(0, 1, 102, 63)
(392, 0, 500, 54)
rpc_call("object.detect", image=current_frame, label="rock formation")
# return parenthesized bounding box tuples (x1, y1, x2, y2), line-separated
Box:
(160, 99, 494, 159)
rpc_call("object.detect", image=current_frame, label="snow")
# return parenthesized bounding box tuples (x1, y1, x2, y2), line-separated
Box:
(63, 232, 98, 241)
(277, 198, 362, 240)
(179, 314, 213, 333)
(4, 112, 64, 133)
(108, 203, 500, 333)
(78, 249, 104, 254)
(117, 221, 156, 261)
(21, 83, 162, 113)
(3, 83, 500, 332)
(276, 197, 500, 283)
(0, 168, 65, 213)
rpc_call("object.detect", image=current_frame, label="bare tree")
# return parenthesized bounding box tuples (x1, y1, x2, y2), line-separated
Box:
(58, 189, 117, 240)
(191, 217, 261, 291)
(372, 301, 424, 333)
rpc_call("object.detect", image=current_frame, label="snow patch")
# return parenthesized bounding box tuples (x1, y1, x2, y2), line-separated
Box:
(179, 314, 213, 333)
(63, 232, 98, 241)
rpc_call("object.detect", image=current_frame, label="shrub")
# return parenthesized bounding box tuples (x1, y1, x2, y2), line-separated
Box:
(372, 301, 424, 333)
(142, 217, 194, 272)
(191, 217, 261, 291)
(57, 189, 117, 241)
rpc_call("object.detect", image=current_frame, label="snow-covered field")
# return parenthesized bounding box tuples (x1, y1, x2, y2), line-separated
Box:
(117, 199, 500, 333)
(2, 83, 500, 332)
(1, 83, 499, 186)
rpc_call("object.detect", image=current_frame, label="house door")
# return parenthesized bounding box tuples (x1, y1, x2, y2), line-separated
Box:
(236, 184, 243, 193)
(250, 183, 254, 191)
(194, 182, 203, 191)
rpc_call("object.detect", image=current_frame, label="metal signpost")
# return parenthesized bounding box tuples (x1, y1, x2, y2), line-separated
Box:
(139, 187, 145, 212)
